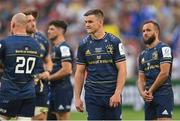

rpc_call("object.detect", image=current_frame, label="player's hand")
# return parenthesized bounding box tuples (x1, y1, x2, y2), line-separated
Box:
(141, 90, 153, 102)
(109, 93, 121, 108)
(38, 71, 50, 80)
(75, 98, 84, 112)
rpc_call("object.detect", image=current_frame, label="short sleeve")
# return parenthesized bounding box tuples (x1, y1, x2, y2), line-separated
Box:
(138, 54, 144, 73)
(113, 38, 126, 63)
(76, 43, 86, 65)
(58, 45, 72, 62)
(0, 40, 5, 59)
(159, 46, 173, 64)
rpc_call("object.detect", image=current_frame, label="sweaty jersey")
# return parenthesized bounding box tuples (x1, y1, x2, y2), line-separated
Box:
(139, 42, 173, 95)
(76, 33, 126, 96)
(50, 41, 73, 86)
(0, 35, 41, 100)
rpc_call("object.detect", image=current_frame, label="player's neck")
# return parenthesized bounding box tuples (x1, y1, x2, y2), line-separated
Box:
(13, 31, 27, 36)
(91, 29, 105, 40)
(53, 36, 65, 46)
(148, 39, 160, 48)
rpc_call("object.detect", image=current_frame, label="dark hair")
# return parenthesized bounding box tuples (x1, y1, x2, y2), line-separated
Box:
(84, 9, 104, 19)
(143, 20, 160, 36)
(23, 9, 38, 19)
(48, 20, 68, 34)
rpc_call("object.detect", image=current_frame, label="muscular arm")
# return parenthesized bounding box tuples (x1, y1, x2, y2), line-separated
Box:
(74, 64, 86, 112)
(49, 61, 72, 81)
(137, 72, 146, 96)
(38, 55, 53, 80)
(137, 71, 153, 102)
(109, 60, 127, 107)
(43, 55, 53, 72)
(148, 63, 171, 93)
(114, 61, 127, 95)
(74, 64, 86, 99)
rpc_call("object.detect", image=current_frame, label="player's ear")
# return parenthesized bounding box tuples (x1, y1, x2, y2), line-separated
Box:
(12, 22, 15, 28)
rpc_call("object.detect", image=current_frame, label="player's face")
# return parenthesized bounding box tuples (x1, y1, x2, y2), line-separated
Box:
(84, 15, 102, 34)
(142, 23, 157, 45)
(47, 25, 59, 41)
(26, 15, 37, 34)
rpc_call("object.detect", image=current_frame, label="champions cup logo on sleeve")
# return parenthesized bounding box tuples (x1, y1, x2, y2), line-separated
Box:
(119, 43, 125, 55)
(162, 47, 171, 58)
(60, 46, 70, 57)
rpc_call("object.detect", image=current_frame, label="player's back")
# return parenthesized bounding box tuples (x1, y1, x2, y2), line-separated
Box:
(0, 35, 41, 99)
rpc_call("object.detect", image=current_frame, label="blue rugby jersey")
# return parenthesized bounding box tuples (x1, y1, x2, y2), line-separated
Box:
(33, 32, 50, 74)
(0, 35, 41, 100)
(76, 33, 126, 96)
(139, 42, 173, 95)
(50, 41, 73, 86)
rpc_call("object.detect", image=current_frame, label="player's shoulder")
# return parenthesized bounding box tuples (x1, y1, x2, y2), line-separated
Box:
(139, 49, 146, 58)
(106, 33, 122, 44)
(5, 35, 34, 42)
(59, 41, 71, 49)
(158, 41, 170, 48)
(34, 32, 48, 41)
(79, 35, 91, 45)
(157, 42, 172, 53)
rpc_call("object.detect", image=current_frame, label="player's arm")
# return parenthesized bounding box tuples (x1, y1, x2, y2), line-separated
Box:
(148, 63, 171, 94)
(38, 55, 53, 80)
(148, 46, 172, 94)
(74, 64, 86, 112)
(137, 71, 153, 102)
(43, 55, 53, 72)
(137, 72, 146, 96)
(109, 60, 127, 107)
(49, 61, 72, 81)
(115, 60, 127, 95)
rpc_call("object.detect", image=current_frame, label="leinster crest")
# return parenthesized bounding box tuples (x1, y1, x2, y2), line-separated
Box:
(106, 45, 113, 54)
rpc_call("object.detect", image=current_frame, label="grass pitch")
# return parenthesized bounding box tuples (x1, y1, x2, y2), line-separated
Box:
(70, 107, 180, 120)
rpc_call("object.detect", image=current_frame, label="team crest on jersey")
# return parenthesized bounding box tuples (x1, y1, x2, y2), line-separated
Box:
(106, 45, 113, 54)
(85, 49, 91, 55)
(152, 51, 158, 60)
(141, 58, 145, 64)
(39, 43, 45, 51)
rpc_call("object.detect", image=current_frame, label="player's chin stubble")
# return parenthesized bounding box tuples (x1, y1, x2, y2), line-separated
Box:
(144, 34, 156, 45)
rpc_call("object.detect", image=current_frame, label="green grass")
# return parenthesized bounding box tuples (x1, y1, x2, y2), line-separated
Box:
(70, 107, 180, 120)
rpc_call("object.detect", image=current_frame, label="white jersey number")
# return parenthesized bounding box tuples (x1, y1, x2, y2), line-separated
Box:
(15, 57, 36, 74)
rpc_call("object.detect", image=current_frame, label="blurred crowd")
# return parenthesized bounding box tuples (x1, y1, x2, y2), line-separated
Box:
(0, 0, 180, 79)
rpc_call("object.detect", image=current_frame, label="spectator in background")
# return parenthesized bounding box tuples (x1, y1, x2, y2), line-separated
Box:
(171, 1, 180, 79)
